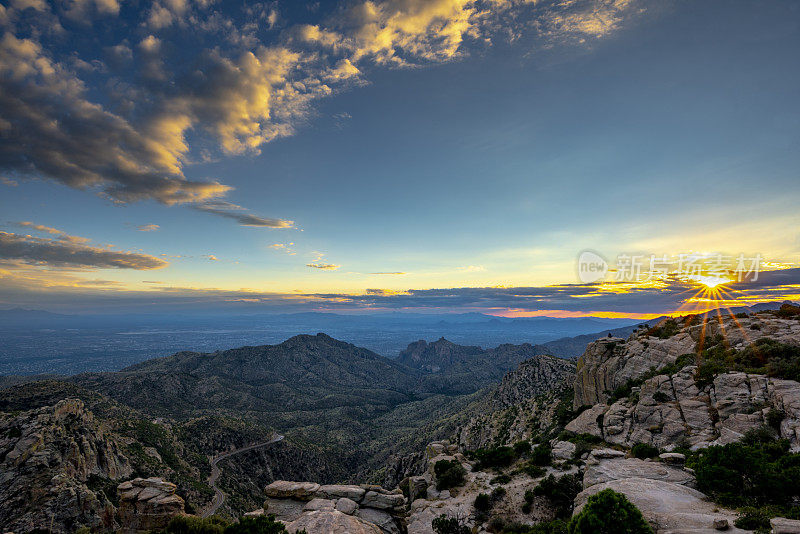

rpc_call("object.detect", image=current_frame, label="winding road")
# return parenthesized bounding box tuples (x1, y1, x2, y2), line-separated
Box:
(201, 434, 284, 517)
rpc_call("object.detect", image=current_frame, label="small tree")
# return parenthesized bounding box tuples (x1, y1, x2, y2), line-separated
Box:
(434, 459, 467, 490)
(568, 489, 653, 534)
(432, 513, 471, 534)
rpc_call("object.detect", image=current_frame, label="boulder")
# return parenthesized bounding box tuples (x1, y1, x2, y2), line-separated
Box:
(117, 478, 184, 534)
(335, 498, 358, 515)
(286, 510, 382, 534)
(316, 484, 366, 501)
(356, 506, 402, 534)
(265, 481, 320, 500)
(263, 497, 305, 522)
(772, 517, 800, 534)
(713, 518, 729, 530)
(407, 476, 428, 503)
(565, 405, 607, 437)
(551, 441, 577, 460)
(362, 490, 406, 510)
(658, 453, 685, 464)
(588, 448, 625, 460)
(303, 498, 335, 511)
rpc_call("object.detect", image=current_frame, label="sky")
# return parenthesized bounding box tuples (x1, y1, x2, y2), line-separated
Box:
(0, 0, 799, 317)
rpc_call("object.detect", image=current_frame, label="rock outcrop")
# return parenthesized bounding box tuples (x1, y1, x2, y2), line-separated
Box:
(567, 365, 800, 451)
(262, 480, 407, 534)
(573, 314, 800, 408)
(569, 313, 800, 451)
(117, 477, 185, 533)
(0, 398, 132, 533)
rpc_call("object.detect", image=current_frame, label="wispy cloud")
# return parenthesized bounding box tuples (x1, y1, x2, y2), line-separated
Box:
(15, 221, 91, 244)
(137, 224, 160, 232)
(458, 265, 486, 272)
(0, 231, 167, 270)
(270, 243, 297, 255)
(193, 201, 295, 228)
(307, 262, 340, 270)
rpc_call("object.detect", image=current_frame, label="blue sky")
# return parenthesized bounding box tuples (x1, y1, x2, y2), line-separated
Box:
(0, 0, 798, 315)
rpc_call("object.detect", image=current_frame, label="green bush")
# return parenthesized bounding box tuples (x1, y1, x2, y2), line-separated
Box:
(695, 337, 800, 385)
(522, 462, 546, 478)
(224, 515, 293, 534)
(529, 443, 552, 466)
(500, 520, 568, 534)
(766, 408, 785, 431)
(532, 474, 582, 519)
(631, 443, 659, 459)
(475, 493, 491, 513)
(692, 429, 800, 509)
(733, 507, 771, 532)
(513, 440, 532, 456)
(568, 489, 653, 534)
(491, 474, 512, 484)
(432, 514, 470, 534)
(474, 446, 517, 470)
(163, 515, 230, 534)
(434, 459, 467, 490)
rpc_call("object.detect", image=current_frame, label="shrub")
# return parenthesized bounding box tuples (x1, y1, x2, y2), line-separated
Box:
(733, 507, 771, 532)
(491, 473, 512, 484)
(474, 446, 516, 470)
(533, 474, 582, 519)
(529, 444, 552, 466)
(766, 408, 785, 431)
(475, 493, 491, 513)
(522, 462, 546, 478)
(500, 520, 568, 534)
(568, 489, 653, 534)
(163, 516, 229, 534)
(513, 440, 532, 456)
(692, 430, 800, 509)
(223, 515, 292, 534)
(631, 443, 659, 459)
(432, 514, 470, 534)
(434, 459, 467, 490)
(695, 337, 800, 385)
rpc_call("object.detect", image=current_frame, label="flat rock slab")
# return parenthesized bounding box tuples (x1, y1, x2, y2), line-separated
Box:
(583, 457, 694, 489)
(265, 481, 320, 500)
(772, 517, 800, 534)
(574, 477, 746, 533)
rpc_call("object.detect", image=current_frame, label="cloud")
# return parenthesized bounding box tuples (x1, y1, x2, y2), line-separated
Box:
(137, 224, 160, 232)
(15, 221, 91, 243)
(0, 230, 168, 270)
(206, 254, 219, 261)
(369, 271, 407, 275)
(458, 265, 486, 272)
(193, 201, 295, 228)
(1, 177, 18, 186)
(270, 243, 297, 255)
(0, 0, 644, 227)
(0, 33, 230, 205)
(541, 0, 639, 40)
(307, 262, 340, 270)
